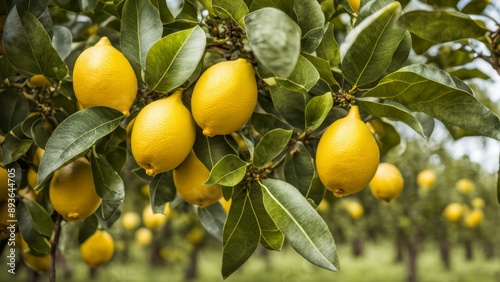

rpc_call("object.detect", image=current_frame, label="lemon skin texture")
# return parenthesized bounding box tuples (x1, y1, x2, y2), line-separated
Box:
(191, 58, 258, 136)
(80, 230, 115, 268)
(49, 158, 102, 222)
(316, 106, 380, 197)
(73, 37, 137, 116)
(131, 90, 196, 176)
(369, 163, 404, 203)
(174, 151, 222, 208)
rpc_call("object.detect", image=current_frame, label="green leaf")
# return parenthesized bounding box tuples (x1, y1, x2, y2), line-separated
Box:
(35, 107, 124, 191)
(253, 129, 293, 168)
(245, 7, 301, 78)
(145, 26, 206, 93)
(17, 198, 53, 254)
(307, 176, 326, 206)
(364, 64, 500, 140)
(355, 0, 392, 26)
(222, 188, 260, 279)
(15, 0, 50, 17)
(121, 0, 162, 81)
(341, 2, 405, 87)
(52, 25, 72, 60)
(3, 8, 68, 80)
(275, 55, 320, 93)
(315, 23, 340, 68)
(251, 113, 292, 136)
(293, 0, 325, 53)
(193, 131, 236, 170)
(198, 202, 226, 242)
(205, 154, 248, 186)
(104, 144, 127, 173)
(150, 0, 175, 24)
(305, 92, 333, 131)
(90, 155, 125, 219)
(96, 127, 126, 155)
(0, 90, 29, 135)
(461, 0, 489, 14)
(30, 118, 51, 149)
(386, 31, 411, 73)
(270, 86, 308, 129)
(283, 142, 315, 197)
(356, 97, 425, 137)
(260, 179, 339, 271)
(398, 11, 487, 44)
(2, 124, 33, 165)
(249, 0, 296, 20)
(96, 208, 121, 229)
(212, 0, 248, 28)
(79, 0, 99, 13)
(448, 68, 490, 80)
(149, 171, 176, 213)
(78, 214, 98, 244)
(302, 53, 339, 87)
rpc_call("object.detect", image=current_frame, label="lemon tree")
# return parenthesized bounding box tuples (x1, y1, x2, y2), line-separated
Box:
(0, 0, 499, 281)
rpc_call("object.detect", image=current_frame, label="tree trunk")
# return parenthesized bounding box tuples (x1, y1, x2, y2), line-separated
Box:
(464, 240, 473, 261)
(394, 238, 405, 263)
(352, 238, 363, 257)
(185, 243, 202, 281)
(483, 241, 496, 260)
(439, 239, 451, 270)
(407, 240, 418, 282)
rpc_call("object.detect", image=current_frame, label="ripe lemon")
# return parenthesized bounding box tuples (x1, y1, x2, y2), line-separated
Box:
(19, 236, 50, 272)
(317, 200, 330, 213)
(173, 151, 222, 208)
(472, 197, 485, 209)
(219, 198, 231, 214)
(0, 167, 9, 203)
(443, 203, 464, 223)
(28, 75, 51, 88)
(348, 0, 360, 13)
(186, 227, 205, 245)
(191, 58, 258, 136)
(455, 178, 475, 195)
(417, 169, 436, 190)
(463, 208, 484, 228)
(316, 106, 380, 197)
(121, 211, 140, 230)
(27, 167, 38, 189)
(49, 158, 102, 222)
(73, 37, 137, 116)
(131, 90, 196, 176)
(135, 227, 153, 246)
(369, 163, 404, 203)
(344, 200, 364, 220)
(142, 204, 171, 230)
(80, 230, 115, 268)
(33, 148, 44, 167)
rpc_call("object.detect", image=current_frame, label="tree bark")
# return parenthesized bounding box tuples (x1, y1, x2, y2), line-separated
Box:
(185, 243, 202, 281)
(484, 241, 496, 260)
(49, 213, 62, 282)
(464, 240, 473, 261)
(439, 239, 451, 270)
(407, 240, 419, 282)
(352, 238, 364, 257)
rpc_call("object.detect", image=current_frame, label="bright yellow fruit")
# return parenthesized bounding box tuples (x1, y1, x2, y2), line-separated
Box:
(121, 211, 140, 230)
(0, 167, 9, 203)
(173, 151, 222, 208)
(455, 178, 475, 195)
(135, 227, 153, 246)
(73, 37, 137, 116)
(28, 75, 51, 88)
(443, 203, 464, 223)
(80, 230, 115, 268)
(142, 204, 171, 230)
(417, 169, 436, 190)
(131, 90, 196, 176)
(33, 148, 44, 167)
(49, 158, 102, 222)
(316, 106, 380, 197)
(472, 197, 485, 209)
(463, 208, 484, 228)
(230, 132, 248, 151)
(219, 198, 231, 214)
(348, 0, 360, 13)
(191, 58, 258, 136)
(369, 163, 404, 203)
(186, 227, 205, 245)
(317, 200, 330, 213)
(27, 167, 38, 189)
(19, 236, 50, 272)
(344, 200, 364, 220)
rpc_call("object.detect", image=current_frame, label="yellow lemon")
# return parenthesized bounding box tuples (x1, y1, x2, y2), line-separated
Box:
(80, 230, 115, 268)
(121, 211, 140, 230)
(49, 158, 102, 222)
(173, 151, 222, 208)
(27, 167, 38, 189)
(344, 200, 364, 220)
(463, 208, 484, 228)
(28, 75, 51, 88)
(131, 90, 196, 176)
(417, 169, 436, 190)
(369, 163, 404, 203)
(135, 227, 153, 246)
(19, 236, 50, 272)
(0, 167, 9, 203)
(191, 58, 258, 136)
(73, 37, 137, 116)
(219, 197, 231, 214)
(186, 227, 205, 245)
(33, 148, 44, 167)
(348, 0, 360, 13)
(230, 132, 249, 151)
(455, 178, 475, 195)
(443, 203, 464, 223)
(317, 200, 330, 213)
(316, 106, 380, 197)
(142, 204, 170, 230)
(471, 197, 485, 209)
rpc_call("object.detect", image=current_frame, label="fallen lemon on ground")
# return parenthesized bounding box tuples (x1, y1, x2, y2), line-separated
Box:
(80, 230, 115, 268)
(369, 163, 404, 203)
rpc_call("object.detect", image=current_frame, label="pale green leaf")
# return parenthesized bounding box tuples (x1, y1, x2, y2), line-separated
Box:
(205, 155, 248, 186)
(305, 92, 333, 131)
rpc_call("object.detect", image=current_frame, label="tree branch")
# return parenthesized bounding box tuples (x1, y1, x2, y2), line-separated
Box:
(49, 213, 62, 282)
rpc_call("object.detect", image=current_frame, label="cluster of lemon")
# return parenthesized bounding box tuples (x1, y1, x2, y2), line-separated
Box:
(442, 179, 485, 229)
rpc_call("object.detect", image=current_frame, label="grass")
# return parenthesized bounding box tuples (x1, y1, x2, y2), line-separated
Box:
(2, 240, 499, 282)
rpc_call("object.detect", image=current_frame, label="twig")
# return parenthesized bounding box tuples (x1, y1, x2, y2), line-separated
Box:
(50, 213, 62, 282)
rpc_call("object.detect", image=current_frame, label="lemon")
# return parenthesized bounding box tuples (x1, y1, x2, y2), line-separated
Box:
(186, 227, 205, 245)
(316, 106, 380, 197)
(121, 211, 140, 230)
(33, 148, 44, 167)
(230, 132, 249, 151)
(219, 198, 231, 214)
(348, 0, 360, 13)
(0, 167, 9, 203)
(28, 75, 51, 88)
(142, 204, 171, 230)
(317, 200, 330, 213)
(80, 230, 115, 268)
(131, 90, 196, 176)
(27, 167, 38, 189)
(463, 208, 483, 228)
(135, 227, 153, 246)
(173, 151, 222, 208)
(73, 37, 137, 116)
(455, 178, 475, 195)
(417, 169, 436, 190)
(19, 236, 50, 272)
(49, 158, 102, 222)
(471, 197, 485, 209)
(191, 58, 258, 136)
(344, 200, 364, 220)
(443, 203, 464, 223)
(369, 163, 404, 203)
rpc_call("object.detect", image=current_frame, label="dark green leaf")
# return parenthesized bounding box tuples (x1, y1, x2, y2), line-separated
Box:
(0, 90, 29, 135)
(275, 55, 320, 93)
(386, 31, 411, 73)
(260, 179, 339, 271)
(21, 115, 39, 139)
(294, 0, 325, 53)
(96, 208, 121, 229)
(193, 131, 236, 170)
(96, 126, 126, 155)
(78, 214, 98, 244)
(251, 113, 292, 136)
(253, 129, 293, 168)
(364, 64, 500, 140)
(270, 86, 308, 129)
(245, 7, 300, 78)
(15, 0, 50, 17)
(315, 23, 340, 68)
(355, 0, 392, 26)
(52, 25, 72, 60)
(150, 0, 175, 24)
(249, 0, 296, 20)
(284, 142, 315, 197)
(30, 118, 51, 149)
(205, 154, 248, 186)
(341, 2, 405, 87)
(36, 107, 124, 191)
(212, 0, 248, 28)
(398, 10, 487, 43)
(2, 127, 32, 165)
(307, 176, 326, 206)
(449, 68, 490, 80)
(305, 92, 333, 131)
(79, 0, 99, 13)
(3, 8, 68, 79)
(461, 0, 489, 14)
(414, 112, 435, 138)
(146, 26, 206, 93)
(302, 53, 339, 87)
(90, 155, 125, 219)
(105, 144, 127, 172)
(17, 198, 53, 254)
(198, 202, 226, 242)
(149, 171, 176, 213)
(121, 0, 162, 81)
